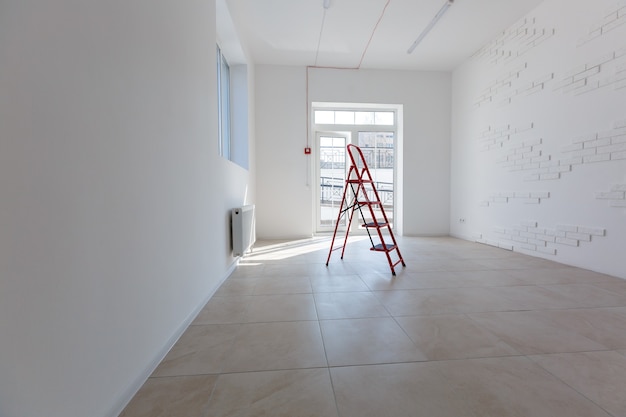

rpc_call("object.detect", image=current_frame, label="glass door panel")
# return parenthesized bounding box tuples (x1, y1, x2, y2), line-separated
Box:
(357, 131, 395, 227)
(317, 133, 349, 231)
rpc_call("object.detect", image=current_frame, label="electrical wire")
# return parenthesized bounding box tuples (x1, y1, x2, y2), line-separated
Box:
(314, 7, 328, 67)
(307, 0, 392, 149)
(357, 0, 392, 69)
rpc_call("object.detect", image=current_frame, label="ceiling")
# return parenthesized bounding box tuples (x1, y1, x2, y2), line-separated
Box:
(219, 0, 546, 71)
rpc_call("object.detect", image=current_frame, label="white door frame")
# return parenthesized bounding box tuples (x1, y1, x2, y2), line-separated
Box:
(310, 103, 404, 237)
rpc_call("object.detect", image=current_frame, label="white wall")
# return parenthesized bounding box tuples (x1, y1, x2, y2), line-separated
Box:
(451, 0, 626, 278)
(255, 66, 451, 239)
(0, 1, 254, 416)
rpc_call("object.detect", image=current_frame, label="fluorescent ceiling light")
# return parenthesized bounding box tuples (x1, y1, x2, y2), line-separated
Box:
(407, 0, 454, 54)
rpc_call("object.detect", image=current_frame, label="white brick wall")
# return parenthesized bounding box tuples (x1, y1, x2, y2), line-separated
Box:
(555, 47, 626, 96)
(488, 221, 607, 255)
(475, 69, 557, 108)
(561, 123, 626, 168)
(510, 120, 626, 183)
(454, 0, 626, 278)
(480, 118, 626, 184)
(596, 183, 626, 207)
(473, 17, 556, 65)
(481, 191, 550, 205)
(578, 0, 626, 46)
(478, 122, 534, 151)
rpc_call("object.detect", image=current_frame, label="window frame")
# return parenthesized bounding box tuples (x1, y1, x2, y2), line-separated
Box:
(216, 44, 231, 159)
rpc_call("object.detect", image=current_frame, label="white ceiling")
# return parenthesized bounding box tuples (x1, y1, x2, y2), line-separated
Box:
(220, 0, 546, 71)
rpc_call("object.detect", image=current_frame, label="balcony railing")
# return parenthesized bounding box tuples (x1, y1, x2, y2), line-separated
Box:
(320, 176, 393, 208)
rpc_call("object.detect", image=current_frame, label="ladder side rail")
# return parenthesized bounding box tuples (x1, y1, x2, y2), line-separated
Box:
(346, 145, 363, 181)
(325, 165, 355, 265)
(340, 186, 359, 259)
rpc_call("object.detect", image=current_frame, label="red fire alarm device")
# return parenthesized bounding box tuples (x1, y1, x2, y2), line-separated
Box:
(304, 147, 311, 154)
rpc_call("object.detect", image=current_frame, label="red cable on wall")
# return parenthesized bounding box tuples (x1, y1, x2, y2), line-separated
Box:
(305, 0, 392, 151)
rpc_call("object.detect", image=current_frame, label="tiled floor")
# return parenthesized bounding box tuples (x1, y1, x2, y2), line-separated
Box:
(120, 236, 626, 417)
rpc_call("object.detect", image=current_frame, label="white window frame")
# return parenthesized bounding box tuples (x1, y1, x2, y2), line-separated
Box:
(216, 45, 231, 159)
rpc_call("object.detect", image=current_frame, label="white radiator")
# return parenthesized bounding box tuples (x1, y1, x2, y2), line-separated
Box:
(232, 204, 255, 256)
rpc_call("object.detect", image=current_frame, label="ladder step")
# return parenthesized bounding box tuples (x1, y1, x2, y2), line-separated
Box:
(362, 222, 388, 228)
(346, 179, 373, 183)
(371, 243, 396, 252)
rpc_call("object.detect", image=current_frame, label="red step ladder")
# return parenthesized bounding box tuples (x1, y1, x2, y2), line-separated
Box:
(326, 144, 406, 275)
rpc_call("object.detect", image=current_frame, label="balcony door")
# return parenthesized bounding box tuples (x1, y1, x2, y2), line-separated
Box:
(312, 107, 399, 235)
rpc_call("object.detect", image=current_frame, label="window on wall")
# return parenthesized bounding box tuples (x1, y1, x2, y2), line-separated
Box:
(216, 45, 231, 159)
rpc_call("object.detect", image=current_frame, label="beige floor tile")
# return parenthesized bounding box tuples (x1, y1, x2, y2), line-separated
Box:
(506, 267, 621, 285)
(439, 258, 492, 271)
(395, 314, 520, 360)
(400, 270, 528, 289)
(318, 261, 360, 276)
(314, 291, 389, 319)
(374, 287, 524, 316)
(310, 274, 369, 292)
(454, 247, 521, 260)
(468, 311, 608, 355)
(342, 261, 400, 275)
(247, 238, 331, 265)
(229, 263, 265, 279)
(535, 307, 626, 349)
(487, 285, 581, 310)
(213, 279, 258, 296)
(119, 375, 217, 417)
(319, 317, 427, 366)
(434, 356, 612, 417)
(152, 324, 240, 377)
(592, 280, 626, 296)
(473, 256, 560, 270)
(192, 296, 251, 324)
(221, 321, 327, 372)
(530, 351, 626, 417)
(252, 276, 312, 295)
(244, 293, 318, 322)
(359, 270, 459, 291)
(330, 362, 475, 417)
(370, 258, 448, 272)
(206, 368, 338, 417)
(540, 284, 626, 308)
(450, 269, 528, 287)
(262, 263, 327, 277)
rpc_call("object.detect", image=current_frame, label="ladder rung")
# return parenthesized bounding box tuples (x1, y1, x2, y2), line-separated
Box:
(371, 243, 396, 252)
(391, 259, 404, 268)
(356, 201, 381, 205)
(347, 179, 373, 183)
